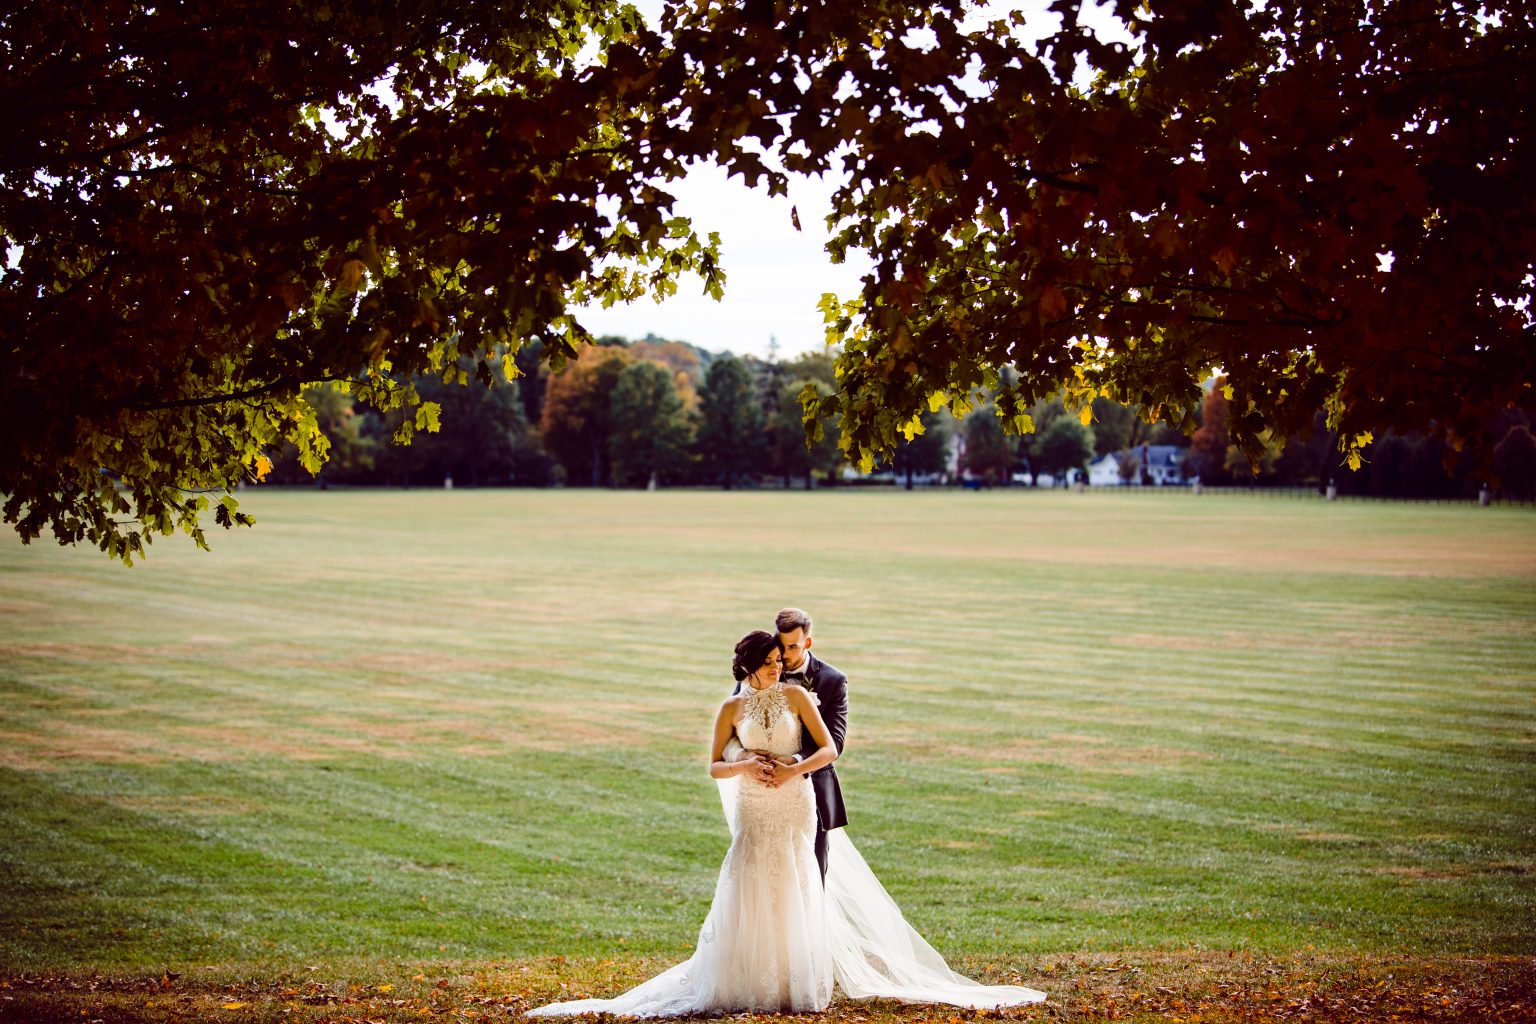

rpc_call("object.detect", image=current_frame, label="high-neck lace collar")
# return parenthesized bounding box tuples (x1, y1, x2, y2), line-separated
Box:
(742, 680, 788, 732)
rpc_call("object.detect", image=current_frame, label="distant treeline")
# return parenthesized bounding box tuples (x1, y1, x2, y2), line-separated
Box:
(1187, 382, 1536, 500)
(266, 335, 849, 490)
(267, 336, 1536, 499)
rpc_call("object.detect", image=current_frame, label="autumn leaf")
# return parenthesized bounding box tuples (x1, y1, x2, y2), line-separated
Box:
(337, 259, 366, 295)
(271, 281, 307, 310)
(1038, 285, 1069, 320)
(414, 402, 442, 433)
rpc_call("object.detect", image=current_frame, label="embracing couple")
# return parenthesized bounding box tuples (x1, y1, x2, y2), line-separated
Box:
(530, 608, 1045, 1018)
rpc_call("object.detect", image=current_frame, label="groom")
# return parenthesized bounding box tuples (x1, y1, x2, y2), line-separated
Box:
(731, 607, 848, 880)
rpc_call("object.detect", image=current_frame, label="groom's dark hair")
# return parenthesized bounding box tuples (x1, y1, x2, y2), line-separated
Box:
(775, 608, 812, 635)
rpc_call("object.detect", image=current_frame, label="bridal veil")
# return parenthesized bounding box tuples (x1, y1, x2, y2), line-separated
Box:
(718, 775, 1045, 1009)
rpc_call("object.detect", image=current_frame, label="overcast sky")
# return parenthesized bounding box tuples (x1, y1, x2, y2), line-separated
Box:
(576, 164, 871, 361)
(573, 0, 1132, 361)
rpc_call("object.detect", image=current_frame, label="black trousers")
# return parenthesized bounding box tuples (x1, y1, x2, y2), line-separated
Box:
(815, 825, 829, 882)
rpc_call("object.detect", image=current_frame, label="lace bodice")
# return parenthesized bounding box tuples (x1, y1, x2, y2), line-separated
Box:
(736, 681, 802, 756)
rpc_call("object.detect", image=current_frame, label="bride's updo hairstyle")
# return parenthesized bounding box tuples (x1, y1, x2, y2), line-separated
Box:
(732, 630, 784, 682)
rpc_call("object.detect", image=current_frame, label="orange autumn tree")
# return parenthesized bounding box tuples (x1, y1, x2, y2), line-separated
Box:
(1191, 383, 1232, 485)
(539, 347, 635, 488)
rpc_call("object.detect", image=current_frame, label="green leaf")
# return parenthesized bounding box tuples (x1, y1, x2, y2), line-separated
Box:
(415, 401, 442, 433)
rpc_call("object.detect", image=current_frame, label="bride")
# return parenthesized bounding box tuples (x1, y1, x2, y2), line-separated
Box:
(528, 630, 1045, 1018)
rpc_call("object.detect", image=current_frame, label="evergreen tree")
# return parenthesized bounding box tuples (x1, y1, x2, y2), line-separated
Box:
(787, 351, 846, 488)
(1033, 416, 1096, 485)
(1088, 397, 1144, 458)
(765, 379, 816, 489)
(395, 372, 553, 487)
(1271, 412, 1337, 490)
(696, 354, 767, 489)
(1493, 426, 1536, 500)
(962, 409, 1015, 485)
(891, 410, 952, 489)
(609, 361, 694, 488)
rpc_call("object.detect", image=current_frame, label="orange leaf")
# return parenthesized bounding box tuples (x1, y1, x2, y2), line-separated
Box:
(1038, 284, 1068, 319)
(338, 259, 366, 294)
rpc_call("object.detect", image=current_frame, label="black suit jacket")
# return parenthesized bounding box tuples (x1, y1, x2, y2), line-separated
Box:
(795, 653, 848, 831)
(734, 653, 848, 832)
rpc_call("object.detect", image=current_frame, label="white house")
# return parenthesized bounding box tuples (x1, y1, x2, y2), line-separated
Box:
(1143, 445, 1190, 484)
(1089, 445, 1190, 486)
(1087, 452, 1125, 486)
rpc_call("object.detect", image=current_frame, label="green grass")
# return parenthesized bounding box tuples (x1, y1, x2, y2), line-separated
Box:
(1, 489, 1532, 976)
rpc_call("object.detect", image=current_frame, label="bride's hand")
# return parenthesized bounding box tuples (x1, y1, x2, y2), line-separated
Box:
(762, 759, 799, 789)
(737, 753, 774, 784)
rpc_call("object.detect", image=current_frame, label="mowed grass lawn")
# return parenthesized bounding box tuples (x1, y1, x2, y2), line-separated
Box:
(1, 489, 1532, 994)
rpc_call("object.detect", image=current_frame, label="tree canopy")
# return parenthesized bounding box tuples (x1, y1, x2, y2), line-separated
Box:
(2, 0, 719, 559)
(3, 0, 1531, 560)
(797, 0, 1533, 476)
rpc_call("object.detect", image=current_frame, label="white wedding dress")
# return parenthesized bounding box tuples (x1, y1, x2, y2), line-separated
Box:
(528, 682, 1045, 1017)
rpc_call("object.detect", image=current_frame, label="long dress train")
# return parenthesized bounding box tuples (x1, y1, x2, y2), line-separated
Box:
(528, 682, 1044, 1017)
